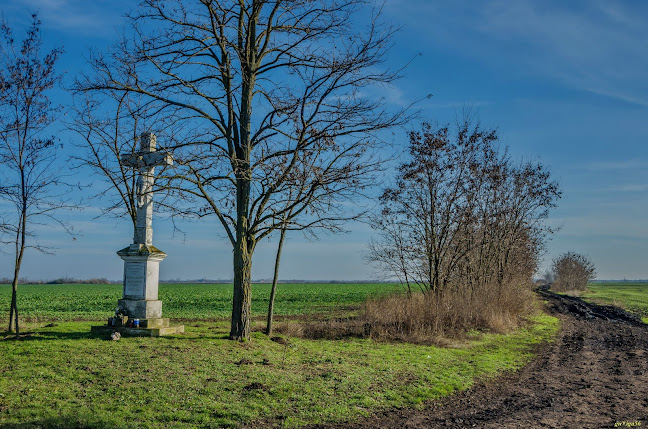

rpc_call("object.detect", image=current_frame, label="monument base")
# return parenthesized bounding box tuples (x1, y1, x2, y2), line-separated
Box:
(91, 318, 184, 337)
(118, 298, 163, 319)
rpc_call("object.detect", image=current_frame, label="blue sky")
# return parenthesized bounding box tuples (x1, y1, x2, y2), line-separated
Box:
(1, 0, 647, 281)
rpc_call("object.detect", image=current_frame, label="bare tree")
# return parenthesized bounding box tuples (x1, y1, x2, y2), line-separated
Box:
(551, 252, 596, 292)
(76, 0, 409, 340)
(0, 15, 69, 337)
(369, 119, 561, 295)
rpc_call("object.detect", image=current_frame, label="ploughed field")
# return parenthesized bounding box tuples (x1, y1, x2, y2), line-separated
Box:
(0, 283, 558, 428)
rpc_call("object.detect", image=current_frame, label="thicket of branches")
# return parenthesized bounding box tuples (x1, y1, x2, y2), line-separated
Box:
(367, 119, 561, 334)
(551, 252, 596, 292)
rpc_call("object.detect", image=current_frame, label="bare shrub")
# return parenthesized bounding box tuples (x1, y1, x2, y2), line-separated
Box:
(365, 118, 560, 338)
(551, 252, 596, 292)
(274, 317, 365, 340)
(275, 277, 536, 343)
(368, 119, 561, 295)
(363, 279, 535, 341)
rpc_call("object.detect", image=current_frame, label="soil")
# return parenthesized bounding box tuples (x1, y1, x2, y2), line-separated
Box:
(309, 288, 648, 429)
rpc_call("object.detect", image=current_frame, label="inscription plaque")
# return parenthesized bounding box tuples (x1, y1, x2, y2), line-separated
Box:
(124, 261, 146, 297)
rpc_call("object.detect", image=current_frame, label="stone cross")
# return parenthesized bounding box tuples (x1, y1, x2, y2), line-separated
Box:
(115, 132, 174, 321)
(121, 133, 173, 246)
(90, 131, 184, 335)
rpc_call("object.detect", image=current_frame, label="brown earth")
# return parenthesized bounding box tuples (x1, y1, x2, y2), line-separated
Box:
(309, 288, 648, 429)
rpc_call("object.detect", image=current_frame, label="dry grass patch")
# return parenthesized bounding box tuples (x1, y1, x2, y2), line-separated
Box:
(275, 281, 537, 344)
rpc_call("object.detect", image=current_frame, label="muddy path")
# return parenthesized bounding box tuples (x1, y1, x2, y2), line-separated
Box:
(311, 289, 648, 429)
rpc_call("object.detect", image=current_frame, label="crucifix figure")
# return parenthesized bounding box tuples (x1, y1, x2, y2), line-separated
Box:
(121, 132, 173, 247)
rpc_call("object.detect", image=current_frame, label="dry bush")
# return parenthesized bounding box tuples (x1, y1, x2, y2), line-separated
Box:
(359, 118, 559, 343)
(551, 252, 596, 292)
(363, 280, 536, 341)
(275, 278, 536, 343)
(274, 317, 366, 340)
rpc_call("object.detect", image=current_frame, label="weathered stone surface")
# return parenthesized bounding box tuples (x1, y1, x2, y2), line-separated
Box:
(120, 133, 173, 246)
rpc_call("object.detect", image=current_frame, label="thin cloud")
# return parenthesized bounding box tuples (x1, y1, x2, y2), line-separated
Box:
(584, 159, 648, 171)
(4, 0, 127, 37)
(608, 184, 648, 193)
(391, 0, 648, 106)
(584, 87, 648, 109)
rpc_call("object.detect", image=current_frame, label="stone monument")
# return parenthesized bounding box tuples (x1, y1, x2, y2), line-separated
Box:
(92, 132, 183, 337)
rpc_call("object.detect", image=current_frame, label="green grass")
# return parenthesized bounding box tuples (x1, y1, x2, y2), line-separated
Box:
(583, 282, 648, 323)
(0, 283, 560, 427)
(0, 314, 558, 428)
(0, 283, 401, 322)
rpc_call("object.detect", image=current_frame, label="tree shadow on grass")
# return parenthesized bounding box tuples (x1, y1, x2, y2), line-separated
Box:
(1, 329, 231, 342)
(1, 330, 97, 341)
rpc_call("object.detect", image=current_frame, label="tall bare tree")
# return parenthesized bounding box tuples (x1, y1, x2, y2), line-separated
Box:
(77, 0, 409, 340)
(0, 15, 68, 337)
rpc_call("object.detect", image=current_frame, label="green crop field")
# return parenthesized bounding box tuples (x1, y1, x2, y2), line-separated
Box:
(0, 283, 559, 428)
(0, 283, 402, 323)
(584, 282, 648, 323)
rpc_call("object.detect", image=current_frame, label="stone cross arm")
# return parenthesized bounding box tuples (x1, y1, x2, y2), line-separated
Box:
(121, 152, 174, 169)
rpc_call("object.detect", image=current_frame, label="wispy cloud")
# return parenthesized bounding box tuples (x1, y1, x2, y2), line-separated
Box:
(479, 1, 648, 79)
(390, 0, 648, 107)
(3, 0, 127, 37)
(610, 184, 648, 192)
(584, 159, 648, 171)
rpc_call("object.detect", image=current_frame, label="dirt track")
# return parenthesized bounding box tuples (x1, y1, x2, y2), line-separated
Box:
(311, 289, 648, 429)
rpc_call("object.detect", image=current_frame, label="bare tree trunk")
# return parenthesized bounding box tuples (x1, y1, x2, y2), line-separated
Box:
(231, 242, 252, 341)
(9, 282, 19, 338)
(230, 176, 253, 341)
(8, 212, 26, 338)
(266, 225, 286, 336)
(8, 271, 15, 331)
(8, 288, 16, 333)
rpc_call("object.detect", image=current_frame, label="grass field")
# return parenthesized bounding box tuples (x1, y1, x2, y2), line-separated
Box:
(583, 282, 648, 323)
(0, 283, 559, 428)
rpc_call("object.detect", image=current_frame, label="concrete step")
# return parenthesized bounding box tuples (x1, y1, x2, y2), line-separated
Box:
(141, 318, 170, 328)
(90, 323, 184, 337)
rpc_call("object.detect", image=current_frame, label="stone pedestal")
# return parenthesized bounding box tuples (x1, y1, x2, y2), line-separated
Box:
(91, 243, 184, 337)
(117, 243, 166, 319)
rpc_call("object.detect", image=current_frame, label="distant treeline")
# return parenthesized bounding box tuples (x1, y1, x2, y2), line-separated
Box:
(161, 279, 392, 284)
(0, 277, 113, 285)
(0, 278, 393, 285)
